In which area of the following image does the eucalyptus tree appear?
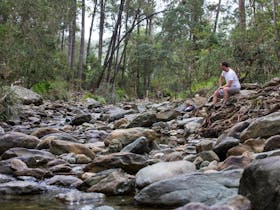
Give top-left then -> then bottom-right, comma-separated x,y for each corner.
213,0 -> 222,34
69,0 -> 77,73
272,0 -> 280,60
230,0 -> 280,82
239,0 -> 246,29
92,0 -> 162,99
86,0 -> 98,65
78,0 -> 86,81
0,0 -> 70,87
157,0 -> 209,95
98,0 -> 106,64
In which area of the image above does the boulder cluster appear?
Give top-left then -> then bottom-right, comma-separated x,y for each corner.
0,78 -> 279,210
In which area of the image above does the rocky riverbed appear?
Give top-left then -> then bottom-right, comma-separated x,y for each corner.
0,78 -> 279,210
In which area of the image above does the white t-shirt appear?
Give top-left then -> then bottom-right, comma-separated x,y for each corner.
221,68 -> 241,89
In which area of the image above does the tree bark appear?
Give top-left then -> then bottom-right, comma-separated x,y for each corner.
111,18 -> 122,85
70,0 -> 77,73
213,0 -> 222,34
98,0 -> 105,65
272,0 -> 280,60
95,0 -> 125,89
78,0 -> 85,80
94,8 -> 166,90
239,0 -> 246,29
86,0 -> 98,65
106,0 -> 125,82
61,29 -> 65,52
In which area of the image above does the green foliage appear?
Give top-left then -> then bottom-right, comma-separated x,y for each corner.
0,0 -> 70,87
83,91 -> 106,104
94,96 -> 106,104
1,0 -> 280,102
46,81 -> 70,101
83,92 -> 95,99
32,80 -> 69,101
126,33 -> 160,98
83,55 -> 102,90
191,77 -> 217,93
32,81 -> 51,95
115,88 -> 127,101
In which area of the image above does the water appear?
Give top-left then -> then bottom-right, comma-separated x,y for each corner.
0,194 -> 167,210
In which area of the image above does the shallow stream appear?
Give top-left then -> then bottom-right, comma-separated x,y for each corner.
0,193 -> 167,210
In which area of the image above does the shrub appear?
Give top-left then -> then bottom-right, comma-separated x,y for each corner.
32,80 -> 69,101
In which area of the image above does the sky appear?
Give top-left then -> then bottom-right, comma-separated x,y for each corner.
82,0 -> 225,42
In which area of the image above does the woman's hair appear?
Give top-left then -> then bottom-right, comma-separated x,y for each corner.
221,61 -> 230,67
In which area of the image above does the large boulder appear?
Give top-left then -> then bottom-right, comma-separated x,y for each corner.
121,136 -> 158,154
0,181 -> 47,195
135,171 -> 238,207
136,160 -> 196,189
175,195 -> 251,210
14,167 -> 50,179
106,107 -> 134,122
239,156 -> 280,210
264,135 -> 280,151
49,140 -> 95,160
30,127 -> 61,138
126,112 -> 157,128
0,158 -> 50,179
213,137 -> 240,161
104,127 -> 158,151
1,147 -> 55,167
184,117 -> 204,136
85,168 -> 135,195
11,85 -> 43,105
240,112 -> 280,141
37,132 -> 79,149
156,110 -> 181,122
0,126 -> 4,136
0,158 -> 28,175
70,114 -> 92,126
46,175 -> 83,188
0,132 -> 40,155
0,174 -> 16,184
84,152 -> 148,174
217,155 -> 252,171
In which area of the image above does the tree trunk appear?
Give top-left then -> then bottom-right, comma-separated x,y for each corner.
86,0 -> 98,65
106,0 -> 125,81
272,0 -> 280,60
213,0 -> 222,34
239,0 -> 246,29
95,0 -> 125,89
98,0 -> 105,65
68,23 -> 72,67
78,0 -> 85,80
61,29 -> 65,52
70,0 -> 77,73
111,19 -> 122,85
121,7 -> 137,87
94,7 -> 165,91
249,0 -> 256,25
120,6 -> 130,87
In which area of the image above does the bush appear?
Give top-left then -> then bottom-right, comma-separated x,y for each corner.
32,80 -> 69,101
32,81 -> 51,95
83,91 -> 106,104
191,77 -> 217,93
